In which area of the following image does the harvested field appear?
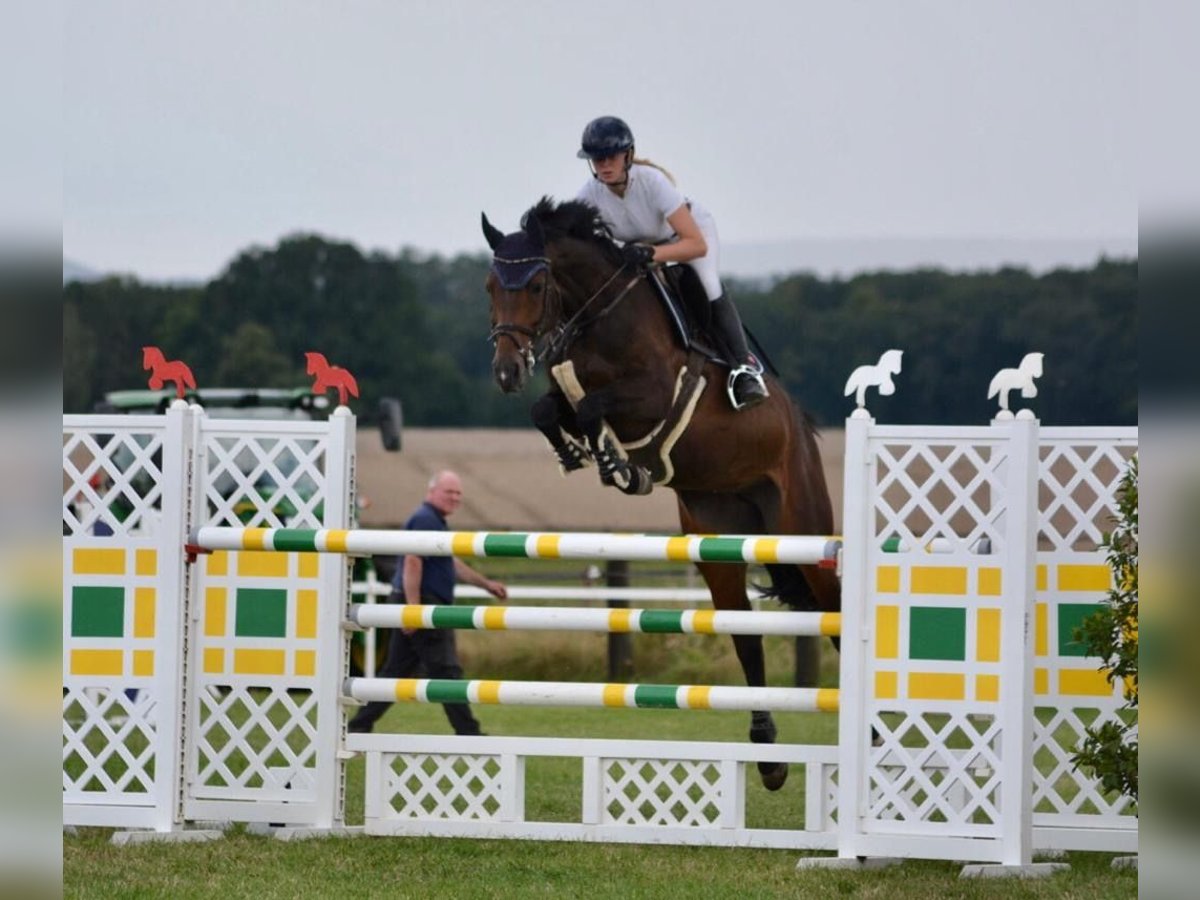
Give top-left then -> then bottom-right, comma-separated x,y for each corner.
356,427 -> 847,533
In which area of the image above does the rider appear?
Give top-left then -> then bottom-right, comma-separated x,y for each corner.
575,115 -> 768,409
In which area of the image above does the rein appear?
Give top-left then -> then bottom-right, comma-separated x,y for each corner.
489,261 -> 645,370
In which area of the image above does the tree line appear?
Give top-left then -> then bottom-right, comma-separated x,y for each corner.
64,233 -> 1136,428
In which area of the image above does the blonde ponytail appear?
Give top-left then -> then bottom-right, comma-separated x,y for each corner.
632,156 -> 677,185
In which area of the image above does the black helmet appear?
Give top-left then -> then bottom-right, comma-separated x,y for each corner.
577,116 -> 635,160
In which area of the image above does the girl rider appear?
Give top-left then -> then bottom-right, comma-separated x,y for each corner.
575,115 -> 768,409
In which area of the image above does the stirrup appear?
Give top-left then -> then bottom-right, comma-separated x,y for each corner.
727,365 -> 768,410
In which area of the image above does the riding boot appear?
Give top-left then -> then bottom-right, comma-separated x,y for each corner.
710,294 -> 768,409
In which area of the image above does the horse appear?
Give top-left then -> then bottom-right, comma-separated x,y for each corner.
142,346 -> 197,399
480,197 -> 841,791
305,351 -> 360,407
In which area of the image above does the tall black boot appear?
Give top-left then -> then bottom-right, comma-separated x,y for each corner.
710,294 -> 768,409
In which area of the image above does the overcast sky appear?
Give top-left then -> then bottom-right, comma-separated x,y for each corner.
63,1 -> 1137,281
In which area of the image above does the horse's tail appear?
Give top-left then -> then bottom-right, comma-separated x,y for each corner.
756,400 -> 835,613
757,564 -> 818,611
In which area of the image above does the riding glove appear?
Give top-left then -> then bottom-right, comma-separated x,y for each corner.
621,243 -> 656,271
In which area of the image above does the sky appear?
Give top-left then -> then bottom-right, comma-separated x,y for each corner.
62,0 -> 1139,282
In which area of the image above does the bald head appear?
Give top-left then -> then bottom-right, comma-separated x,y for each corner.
425,470 -> 464,517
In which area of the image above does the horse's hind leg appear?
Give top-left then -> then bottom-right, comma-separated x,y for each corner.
679,491 -> 789,791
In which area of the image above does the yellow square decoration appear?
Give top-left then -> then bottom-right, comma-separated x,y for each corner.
134,587 -> 156,638
296,590 -> 318,638
875,605 -> 900,659
908,673 -> 965,701
206,551 -> 228,576
132,650 -> 154,677
876,566 -> 900,594
874,671 -> 898,699
1034,667 -> 1049,695
204,588 -> 228,637
135,549 -> 158,576
977,567 -> 1002,596
1036,564 -> 1048,591
298,553 -> 319,579
1059,668 -> 1115,697
911,566 -> 968,595
1034,604 -> 1048,656
976,608 -> 1001,662
237,550 -> 289,578
975,674 -> 999,702
1058,565 -> 1111,592
295,650 -> 316,676
73,548 -> 125,576
203,648 -> 225,674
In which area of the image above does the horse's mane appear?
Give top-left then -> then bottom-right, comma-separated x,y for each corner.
521,196 -> 623,265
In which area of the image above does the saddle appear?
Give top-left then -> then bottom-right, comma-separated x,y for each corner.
648,265 -> 721,362
648,265 -> 776,376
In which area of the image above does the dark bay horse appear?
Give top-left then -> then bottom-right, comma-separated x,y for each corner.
481,197 -> 840,790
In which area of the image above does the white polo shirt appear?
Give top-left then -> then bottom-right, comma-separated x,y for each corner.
576,164 -> 687,244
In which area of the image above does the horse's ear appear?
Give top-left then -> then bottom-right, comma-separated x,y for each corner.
524,212 -> 545,250
481,213 -> 505,251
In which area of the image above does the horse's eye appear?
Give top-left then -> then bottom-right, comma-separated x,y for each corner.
530,282 -> 544,295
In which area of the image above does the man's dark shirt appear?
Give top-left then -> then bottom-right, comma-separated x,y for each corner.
392,501 -> 455,603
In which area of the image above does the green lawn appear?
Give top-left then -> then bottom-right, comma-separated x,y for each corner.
65,703 -> 1135,899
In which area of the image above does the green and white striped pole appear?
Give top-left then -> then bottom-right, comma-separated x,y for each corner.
191,527 -> 841,566
349,603 -> 841,637
345,677 -> 839,713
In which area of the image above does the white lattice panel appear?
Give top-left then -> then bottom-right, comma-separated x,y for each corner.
384,754 -> 509,820
63,411 -> 192,831
1031,429 -> 1138,850
355,734 -> 837,849
836,420 -> 1039,864
600,758 -> 726,827
185,416 -> 352,827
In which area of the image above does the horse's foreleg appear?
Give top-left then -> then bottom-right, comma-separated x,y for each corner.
575,389 -> 652,496
530,392 -> 591,474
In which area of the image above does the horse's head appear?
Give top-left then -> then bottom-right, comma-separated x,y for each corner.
141,346 -> 161,370
481,211 -> 555,393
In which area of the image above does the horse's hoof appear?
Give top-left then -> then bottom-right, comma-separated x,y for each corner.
619,467 -> 653,496
757,761 -> 789,791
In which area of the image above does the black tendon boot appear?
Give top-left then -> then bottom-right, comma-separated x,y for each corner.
710,294 -> 768,409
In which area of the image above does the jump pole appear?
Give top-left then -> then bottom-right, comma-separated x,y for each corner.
345,677 -> 840,713
190,527 -> 841,567
349,603 -> 841,637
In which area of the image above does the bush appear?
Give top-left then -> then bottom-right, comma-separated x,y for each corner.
1072,455 -> 1138,802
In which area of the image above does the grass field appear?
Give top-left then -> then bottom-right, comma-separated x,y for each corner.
64,700 -> 1136,899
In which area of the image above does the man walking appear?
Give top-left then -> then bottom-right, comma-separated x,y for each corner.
348,470 -> 507,735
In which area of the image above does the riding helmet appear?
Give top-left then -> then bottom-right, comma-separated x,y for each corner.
577,116 -> 635,160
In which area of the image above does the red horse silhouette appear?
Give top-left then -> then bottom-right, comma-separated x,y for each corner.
142,346 -> 197,399
305,351 -> 359,407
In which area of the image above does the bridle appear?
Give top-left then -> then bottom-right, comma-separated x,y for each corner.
489,255 -> 644,373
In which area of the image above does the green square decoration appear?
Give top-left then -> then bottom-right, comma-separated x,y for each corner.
235,588 -> 288,638
909,606 -> 967,661
71,586 -> 125,638
1057,603 -> 1103,657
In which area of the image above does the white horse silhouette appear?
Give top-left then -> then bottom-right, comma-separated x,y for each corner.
843,349 -> 904,412
987,352 -> 1044,415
